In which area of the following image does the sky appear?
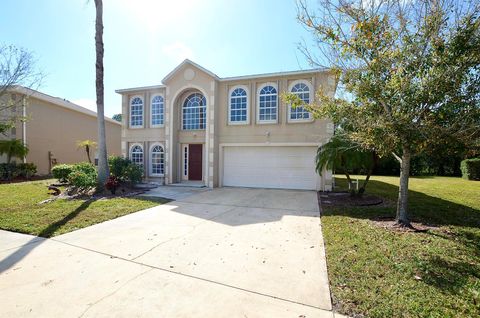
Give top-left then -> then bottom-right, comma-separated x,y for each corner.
1,0 -> 318,117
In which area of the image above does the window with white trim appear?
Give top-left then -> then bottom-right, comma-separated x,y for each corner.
258,85 -> 277,123
130,144 -> 143,167
182,93 -> 206,130
229,87 -> 247,123
290,82 -> 311,120
130,97 -> 143,127
151,95 -> 164,126
150,144 -> 164,175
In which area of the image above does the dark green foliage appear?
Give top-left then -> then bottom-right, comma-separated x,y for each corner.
0,162 -> 37,181
0,139 -> 29,164
108,156 -> 143,185
316,134 -> 376,196
0,163 -> 19,180
111,114 -> 122,122
460,158 -> 480,180
17,163 -> 37,179
51,164 -> 74,183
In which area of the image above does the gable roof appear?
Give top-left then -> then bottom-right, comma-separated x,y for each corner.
161,59 -> 220,83
9,86 -> 121,125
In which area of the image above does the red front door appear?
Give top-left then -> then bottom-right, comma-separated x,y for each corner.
188,144 -> 203,181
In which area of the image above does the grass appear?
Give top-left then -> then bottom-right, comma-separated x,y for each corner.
0,179 -> 169,237
322,176 -> 480,318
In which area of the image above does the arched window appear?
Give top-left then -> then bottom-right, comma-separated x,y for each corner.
258,85 -> 277,123
130,97 -> 143,127
182,93 -> 206,130
151,95 -> 164,126
150,144 -> 164,176
130,144 -> 143,167
290,82 -> 311,120
229,87 -> 248,124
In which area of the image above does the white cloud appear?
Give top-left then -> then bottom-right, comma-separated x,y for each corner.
72,98 -> 97,112
161,41 -> 194,63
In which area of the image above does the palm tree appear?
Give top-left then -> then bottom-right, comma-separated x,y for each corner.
316,134 -> 376,197
0,139 -> 28,163
77,140 -> 97,163
94,0 -> 109,189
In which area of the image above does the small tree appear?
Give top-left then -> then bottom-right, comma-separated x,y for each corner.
0,45 -> 43,135
111,114 -> 122,122
77,140 -> 97,164
295,0 -> 480,226
316,134 -> 376,197
0,139 -> 28,163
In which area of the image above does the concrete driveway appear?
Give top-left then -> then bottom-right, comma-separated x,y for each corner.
0,187 -> 335,318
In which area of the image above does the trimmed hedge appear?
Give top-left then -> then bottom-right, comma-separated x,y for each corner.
460,158 -> 480,180
51,164 -> 74,183
51,162 -> 98,188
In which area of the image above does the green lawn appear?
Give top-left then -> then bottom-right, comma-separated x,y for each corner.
322,176 -> 480,318
0,179 -> 169,237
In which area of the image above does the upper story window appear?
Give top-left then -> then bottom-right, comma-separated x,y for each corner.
229,87 -> 248,124
258,84 -> 278,123
289,81 -> 312,121
182,93 -> 206,130
151,95 -> 164,126
150,144 -> 165,176
130,97 -> 143,127
130,144 -> 144,168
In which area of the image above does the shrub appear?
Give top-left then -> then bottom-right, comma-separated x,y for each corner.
17,163 -> 37,179
108,156 -> 131,180
68,171 -> 97,188
0,163 -> 19,181
108,156 -> 143,185
460,158 -> 480,180
105,176 -> 120,194
124,164 -> 143,185
72,162 -> 97,175
68,162 -> 97,188
52,164 -> 74,183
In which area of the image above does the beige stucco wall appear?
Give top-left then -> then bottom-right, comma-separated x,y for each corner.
118,62 -> 336,189
15,96 -> 121,175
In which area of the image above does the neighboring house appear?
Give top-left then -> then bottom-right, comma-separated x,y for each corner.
116,60 -> 336,190
0,87 -> 121,175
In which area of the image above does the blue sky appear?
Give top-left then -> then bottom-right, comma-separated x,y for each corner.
1,0 -> 317,117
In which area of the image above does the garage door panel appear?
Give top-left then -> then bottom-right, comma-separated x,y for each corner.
222,146 -> 317,190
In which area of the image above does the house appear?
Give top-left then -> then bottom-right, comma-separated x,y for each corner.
1,87 -> 121,175
116,60 -> 335,190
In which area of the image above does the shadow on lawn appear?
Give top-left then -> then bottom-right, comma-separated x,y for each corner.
324,179 -> 480,293
326,179 -> 480,228
0,196 -> 165,274
0,199 -> 95,273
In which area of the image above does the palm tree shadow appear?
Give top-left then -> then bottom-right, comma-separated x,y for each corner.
324,178 -> 480,292
0,199 -> 95,273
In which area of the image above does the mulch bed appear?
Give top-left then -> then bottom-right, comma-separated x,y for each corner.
371,217 -> 439,232
318,191 -> 439,233
318,191 -> 384,207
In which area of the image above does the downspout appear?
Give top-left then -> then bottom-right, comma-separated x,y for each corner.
22,96 -> 27,163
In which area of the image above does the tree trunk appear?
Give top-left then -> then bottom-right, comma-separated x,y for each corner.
86,145 -> 92,164
396,146 -> 411,226
344,171 -> 356,197
94,0 -> 109,190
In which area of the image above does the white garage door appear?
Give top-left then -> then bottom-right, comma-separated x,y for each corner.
222,146 -> 318,190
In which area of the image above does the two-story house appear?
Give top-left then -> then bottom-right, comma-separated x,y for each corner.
116,60 -> 335,190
